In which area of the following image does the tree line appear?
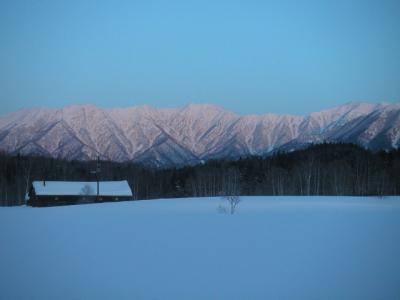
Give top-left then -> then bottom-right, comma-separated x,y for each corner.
0,143 -> 399,206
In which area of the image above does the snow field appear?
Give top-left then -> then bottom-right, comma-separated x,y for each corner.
1,196 -> 400,300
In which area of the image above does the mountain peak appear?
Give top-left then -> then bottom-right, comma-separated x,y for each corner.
179,103 -> 229,113
0,102 -> 398,166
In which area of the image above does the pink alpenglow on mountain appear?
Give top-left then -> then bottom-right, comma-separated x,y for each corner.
0,102 -> 399,167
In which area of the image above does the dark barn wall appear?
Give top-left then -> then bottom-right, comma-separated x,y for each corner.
29,194 -> 133,207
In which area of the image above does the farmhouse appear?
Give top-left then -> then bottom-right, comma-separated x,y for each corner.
28,180 -> 133,206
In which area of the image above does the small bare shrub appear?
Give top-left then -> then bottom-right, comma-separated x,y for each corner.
80,184 -> 95,196
220,195 -> 241,214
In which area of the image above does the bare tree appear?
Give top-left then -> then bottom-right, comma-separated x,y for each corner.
80,184 -> 95,196
222,195 -> 241,214
23,157 -> 32,205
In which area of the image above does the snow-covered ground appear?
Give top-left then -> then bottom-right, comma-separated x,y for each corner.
1,196 -> 400,300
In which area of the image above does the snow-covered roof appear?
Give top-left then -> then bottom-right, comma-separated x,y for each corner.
32,181 -> 132,197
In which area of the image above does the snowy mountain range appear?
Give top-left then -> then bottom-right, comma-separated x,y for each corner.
0,102 -> 399,167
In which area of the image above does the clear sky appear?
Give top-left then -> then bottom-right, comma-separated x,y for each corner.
0,0 -> 399,115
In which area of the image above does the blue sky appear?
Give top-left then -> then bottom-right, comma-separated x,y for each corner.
0,0 -> 399,115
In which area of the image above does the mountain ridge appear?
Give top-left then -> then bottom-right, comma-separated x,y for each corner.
0,102 -> 399,167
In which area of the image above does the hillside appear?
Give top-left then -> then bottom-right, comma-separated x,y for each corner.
0,102 -> 399,167
1,143 -> 399,206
